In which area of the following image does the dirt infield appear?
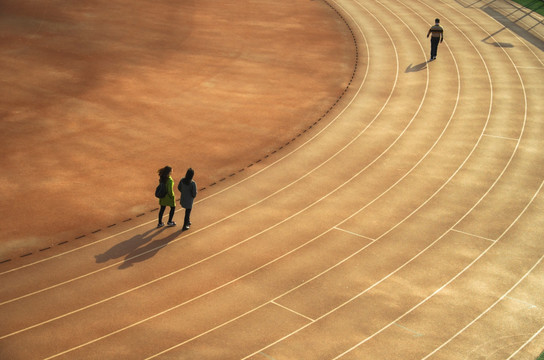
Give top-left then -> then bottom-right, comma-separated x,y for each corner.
0,0 -> 354,259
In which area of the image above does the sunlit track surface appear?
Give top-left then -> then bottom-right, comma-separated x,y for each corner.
1,0 -> 543,358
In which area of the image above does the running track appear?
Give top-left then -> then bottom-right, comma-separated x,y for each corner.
1,0 -> 543,358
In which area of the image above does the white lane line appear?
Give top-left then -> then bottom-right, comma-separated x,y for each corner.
482,133 -> 520,141
333,227 -> 376,241
0,221 -> 155,276
515,66 -> 544,69
451,228 -> 497,242
334,180 -> 544,360
506,324 -> 544,360
271,301 -> 316,322
422,254 -> 544,360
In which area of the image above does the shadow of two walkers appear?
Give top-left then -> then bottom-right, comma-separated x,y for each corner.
95,226 -> 183,270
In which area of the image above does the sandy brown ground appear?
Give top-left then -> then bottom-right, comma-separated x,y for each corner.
0,0 -> 353,259
1,0 -> 543,359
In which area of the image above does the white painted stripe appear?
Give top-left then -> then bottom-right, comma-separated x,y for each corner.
271,301 -> 315,322
506,324 -> 544,359
515,66 -> 544,70
451,228 -> 497,242
483,133 -> 520,141
334,227 -> 376,241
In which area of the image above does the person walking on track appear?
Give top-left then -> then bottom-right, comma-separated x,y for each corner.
427,18 -> 444,61
178,168 -> 197,231
157,166 -> 176,227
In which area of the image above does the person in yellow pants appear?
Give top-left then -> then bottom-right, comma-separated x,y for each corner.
157,166 -> 176,227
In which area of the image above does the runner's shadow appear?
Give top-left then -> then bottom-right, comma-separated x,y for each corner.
118,229 -> 183,269
95,228 -> 165,264
405,61 -> 428,73
483,38 -> 514,47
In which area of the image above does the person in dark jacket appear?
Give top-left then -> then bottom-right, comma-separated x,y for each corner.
157,166 -> 176,227
427,18 -> 444,61
178,168 -> 197,231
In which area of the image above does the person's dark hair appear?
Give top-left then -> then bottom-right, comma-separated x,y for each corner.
435,18 -> 440,23
158,166 -> 172,183
182,168 -> 194,185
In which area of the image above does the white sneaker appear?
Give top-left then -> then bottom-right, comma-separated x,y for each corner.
167,221 -> 176,227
